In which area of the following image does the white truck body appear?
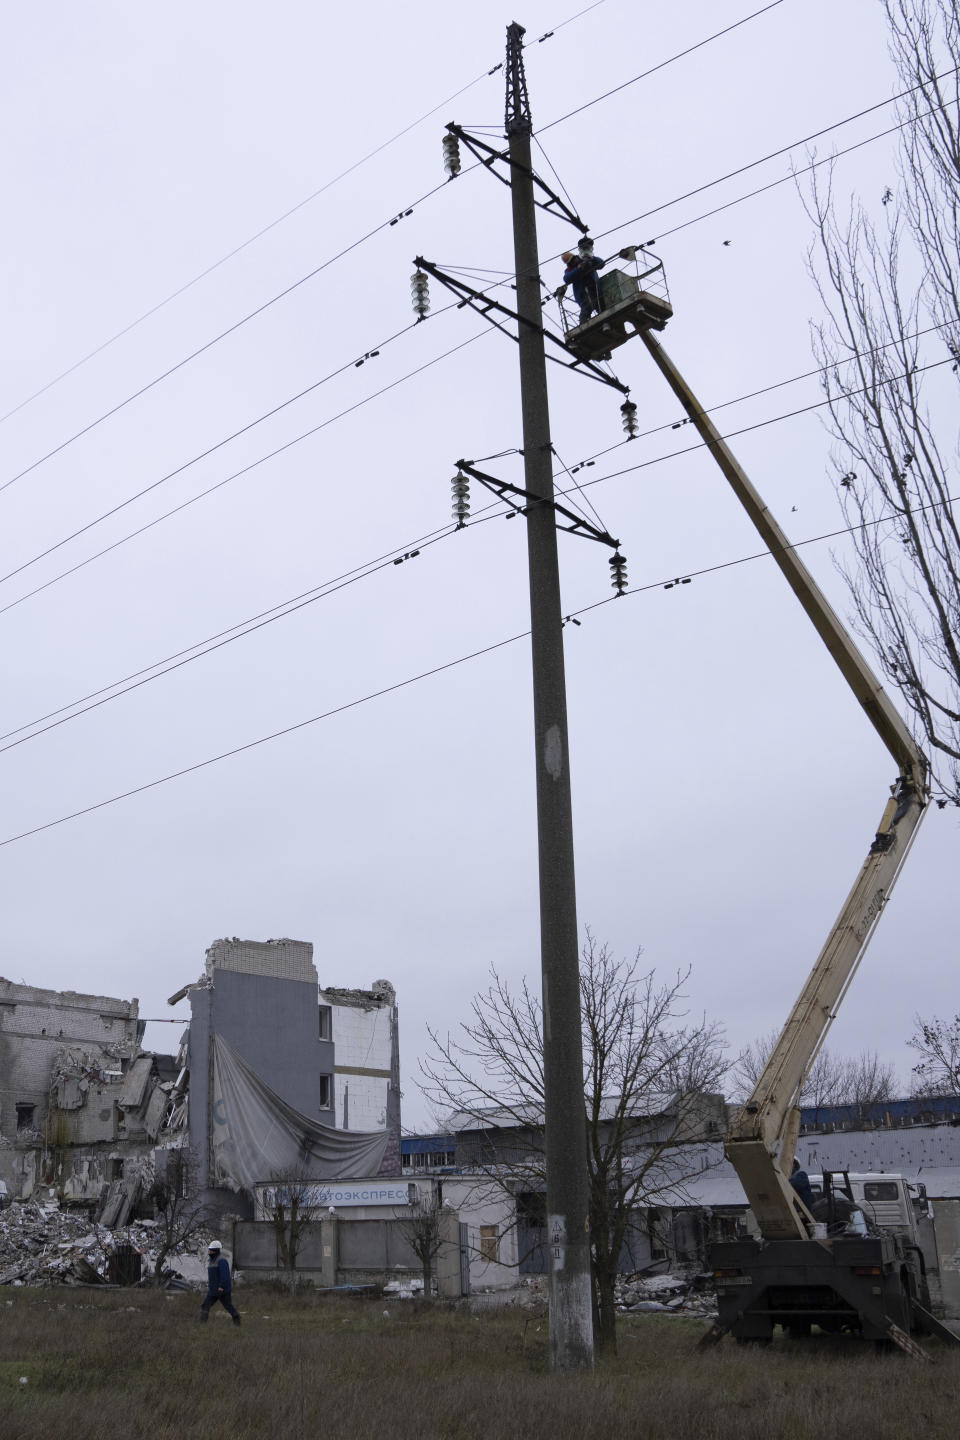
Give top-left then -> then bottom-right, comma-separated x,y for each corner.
807,1173 -> 922,1244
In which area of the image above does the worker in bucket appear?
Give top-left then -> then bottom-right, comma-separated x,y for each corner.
560,247 -> 606,324
200,1239 -> 241,1326
790,1159 -> 815,1213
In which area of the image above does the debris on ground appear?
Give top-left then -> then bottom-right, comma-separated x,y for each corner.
382,1278 -> 425,1299
616,1271 -> 717,1320
0,1200 -> 217,1289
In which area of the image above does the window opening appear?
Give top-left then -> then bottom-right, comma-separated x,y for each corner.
863,1181 -> 900,1202
479,1225 -> 499,1263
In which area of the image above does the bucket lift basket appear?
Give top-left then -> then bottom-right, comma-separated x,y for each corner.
557,247 -> 673,362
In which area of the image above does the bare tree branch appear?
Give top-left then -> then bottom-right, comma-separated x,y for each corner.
147,1148 -> 210,1284
907,1011 -> 960,1093
419,932 -> 728,1352
731,1031 -> 899,1108
803,0 -> 960,805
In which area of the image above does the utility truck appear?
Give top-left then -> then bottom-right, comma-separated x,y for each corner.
556,248 -> 956,1354
630,329 -> 959,1357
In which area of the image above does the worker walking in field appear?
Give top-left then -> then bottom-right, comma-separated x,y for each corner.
200,1239 -> 241,1326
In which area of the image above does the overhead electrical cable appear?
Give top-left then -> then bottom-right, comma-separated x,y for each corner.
0,326 -> 493,619
0,0 -> 607,432
559,319 -> 958,475
0,528 -> 453,757
0,170 -> 462,500
0,65 -> 484,432
4,53 -> 932,504
0,631 -> 531,851
3,338 -> 952,753
585,66 -> 959,248
0,297 -> 476,590
649,109 -> 945,243
5,489 -> 956,852
1,1 -> 783,494
2,311 -> 950,625
559,355 -> 958,500
10,65 -> 929,594
538,0 -> 787,133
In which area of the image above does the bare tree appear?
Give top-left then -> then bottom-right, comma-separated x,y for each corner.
267,1170 -> 313,1294
420,934 -> 728,1352
732,1032 -> 898,1107
804,0 -> 960,806
395,1190 -> 445,1298
845,1049 -> 899,1106
907,1012 -> 960,1093
147,1148 -> 210,1284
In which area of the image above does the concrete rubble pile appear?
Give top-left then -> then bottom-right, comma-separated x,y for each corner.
0,1201 -> 215,1289
615,1270 -> 718,1320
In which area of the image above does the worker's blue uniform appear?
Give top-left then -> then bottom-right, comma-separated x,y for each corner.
790,1165 -> 815,1212
563,254 -> 606,322
200,1254 -> 241,1324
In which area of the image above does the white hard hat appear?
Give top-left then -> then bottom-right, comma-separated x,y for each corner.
208,1240 -> 222,1252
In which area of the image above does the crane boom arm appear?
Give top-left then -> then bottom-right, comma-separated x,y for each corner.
638,331 -> 929,1241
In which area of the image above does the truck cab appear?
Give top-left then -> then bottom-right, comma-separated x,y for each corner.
807,1173 -> 922,1245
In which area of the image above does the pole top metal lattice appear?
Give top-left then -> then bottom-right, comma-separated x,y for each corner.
505,22 -> 531,136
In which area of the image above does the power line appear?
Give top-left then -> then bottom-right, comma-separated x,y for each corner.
3,70 -> 950,616
574,488 -> 960,612
6,487 -> 955,852
4,339 -> 951,757
0,297 -> 483,591
0,0 -> 607,435
1,294 -> 947,640
651,112 -> 926,243
433,79 -> 954,300
588,66 -> 959,248
539,1 -> 787,133
0,530 -> 454,756
2,47 -> 922,528
564,354 -> 957,500
547,0 -> 609,33
559,320 -> 956,475
0,4 -> 786,500
0,630 -> 530,851
0,81 -> 504,434
0,326 -> 493,619
0,317 -> 416,589
0,172 -> 460,501
3,261 -> 948,630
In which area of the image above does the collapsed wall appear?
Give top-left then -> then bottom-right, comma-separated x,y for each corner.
0,976 -> 186,1215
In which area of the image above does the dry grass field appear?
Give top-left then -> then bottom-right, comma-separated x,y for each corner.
1,1287 -> 959,1440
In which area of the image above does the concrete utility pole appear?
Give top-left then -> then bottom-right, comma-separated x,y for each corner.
504,21 -> 594,1372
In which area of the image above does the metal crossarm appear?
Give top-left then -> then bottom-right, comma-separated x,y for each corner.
454,461 -> 620,549
445,124 -> 589,234
413,257 -> 628,393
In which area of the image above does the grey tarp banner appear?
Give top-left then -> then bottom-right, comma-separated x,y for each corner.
211,1034 -> 388,1192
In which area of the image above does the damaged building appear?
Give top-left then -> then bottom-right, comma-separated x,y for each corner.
0,939 -> 402,1228
169,938 -> 401,1217
0,975 -> 186,1218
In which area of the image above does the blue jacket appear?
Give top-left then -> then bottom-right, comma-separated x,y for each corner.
207,1256 -> 231,1296
563,254 -> 606,306
790,1168 -> 815,1211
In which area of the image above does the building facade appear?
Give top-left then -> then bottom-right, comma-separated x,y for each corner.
171,938 -> 401,1217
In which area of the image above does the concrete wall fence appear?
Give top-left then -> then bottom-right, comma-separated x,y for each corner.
233,1211 -> 462,1294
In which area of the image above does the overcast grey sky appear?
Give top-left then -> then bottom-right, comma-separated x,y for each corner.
1,0 -> 954,1128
